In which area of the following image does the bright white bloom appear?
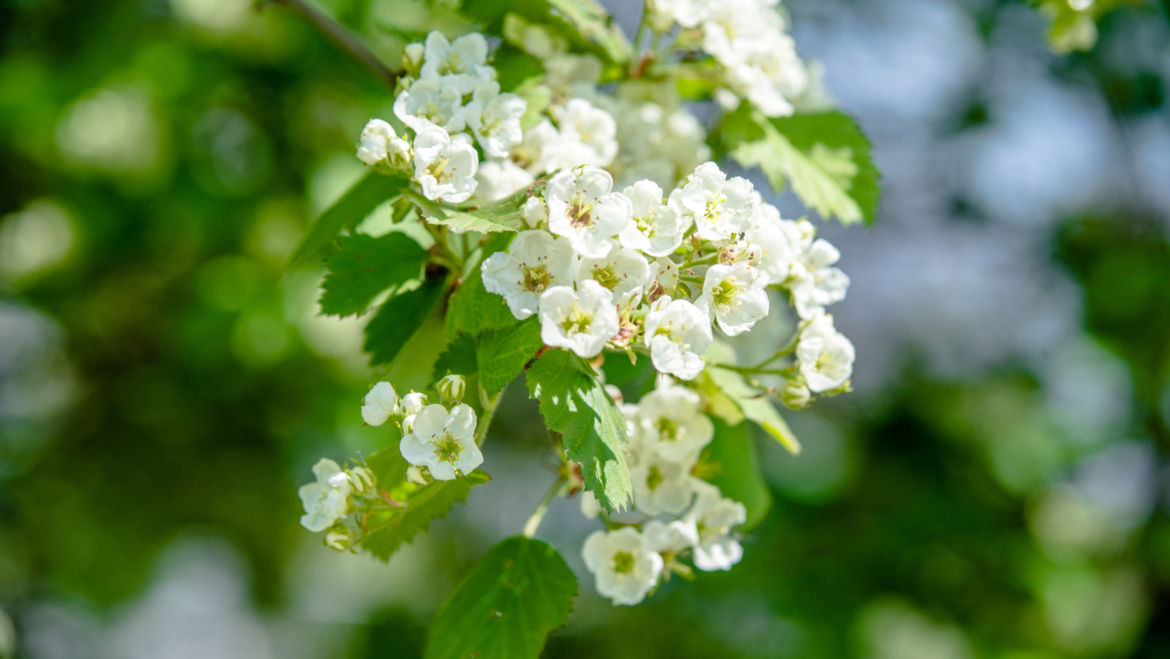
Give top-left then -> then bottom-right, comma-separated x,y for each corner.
538,280 -> 620,358
644,257 -> 679,303
298,458 -> 352,532
466,83 -> 526,158
482,231 -> 578,320
393,78 -> 467,133
356,119 -> 409,167
360,381 -> 398,426
421,31 -> 489,83
643,297 -> 713,380
552,98 -> 618,167
644,519 -> 700,553
749,208 -> 812,282
582,527 -> 663,606
618,179 -> 690,257
796,312 -> 855,392
474,159 -> 533,202
523,196 -> 547,229
580,490 -> 602,519
649,0 -> 711,29
634,384 -> 714,462
790,238 -> 849,319
613,98 -> 710,189
546,166 -> 632,259
630,446 -> 698,516
699,262 -> 770,336
400,392 -> 429,433
685,481 -> 747,571
412,127 -> 479,204
577,241 -> 651,306
700,1 -> 807,118
399,403 -> 483,480
346,465 -> 377,496
671,162 -> 756,242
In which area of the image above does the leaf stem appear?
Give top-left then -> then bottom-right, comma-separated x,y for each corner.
267,0 -> 399,91
523,475 -> 568,538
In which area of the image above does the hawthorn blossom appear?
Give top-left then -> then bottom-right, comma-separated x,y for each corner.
482,231 -> 578,320
618,179 -> 690,257
356,119 -> 409,167
298,458 -> 352,532
634,384 -> 714,462
698,262 -> 770,336
671,162 -> 756,242
789,238 -> 849,319
582,527 -> 663,606
399,403 -> 483,480
576,241 -> 651,306
685,481 -> 747,571
474,160 -> 533,202
643,519 -> 700,553
538,280 -> 620,358
630,446 -> 698,516
412,126 -> 478,204
796,312 -> 855,392
546,166 -> 632,259
393,78 -> 466,133
360,381 -> 398,426
466,82 -> 526,158
643,296 -> 712,380
419,31 -> 493,93
643,257 -> 679,303
552,98 -> 618,167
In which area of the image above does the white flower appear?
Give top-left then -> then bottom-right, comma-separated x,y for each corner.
671,162 -> 756,242
552,98 -> 618,167
630,446 -> 698,516
298,458 -> 352,532
538,280 -> 620,358
643,519 -> 699,553
401,391 -> 429,433
523,196 -> 547,229
399,403 -> 483,480
393,78 -> 467,133
685,481 -> 747,571
582,527 -> 663,606
360,381 -> 398,426
580,490 -> 602,519
346,465 -> 377,496
474,159 -> 533,202
546,166 -> 632,259
748,208 -> 811,282
649,0 -> 711,29
466,83 -> 527,158
618,179 -> 691,257
576,241 -> 651,306
419,31 -> 493,90
481,230 -> 578,320
643,297 -> 713,380
796,312 -> 855,392
412,126 -> 479,204
789,238 -> 849,319
644,257 -> 679,303
633,384 -> 714,462
356,119 -> 408,167
698,262 -> 770,336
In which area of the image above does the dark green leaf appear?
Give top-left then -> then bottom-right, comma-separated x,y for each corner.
477,316 -> 543,393
319,232 -> 429,317
287,171 -> 408,270
702,340 -> 801,454
525,350 -> 632,511
445,236 -> 520,338
365,278 -> 445,366
433,334 -> 478,382
702,418 -> 772,530
415,183 -> 541,234
425,536 -> 576,659
362,471 -> 491,561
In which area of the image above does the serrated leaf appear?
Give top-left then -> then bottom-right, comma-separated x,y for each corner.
319,232 -> 429,317
727,107 -> 879,226
288,171 -> 408,270
362,471 -> 491,561
703,341 -> 801,455
703,418 -> 772,530
414,185 -> 538,234
433,334 -> 478,382
459,0 -> 629,64
546,0 -> 630,64
476,316 -> 543,393
525,350 -> 632,511
365,278 -> 445,366
445,236 -> 520,338
425,536 -> 576,659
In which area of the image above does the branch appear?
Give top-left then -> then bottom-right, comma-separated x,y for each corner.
266,0 -> 399,90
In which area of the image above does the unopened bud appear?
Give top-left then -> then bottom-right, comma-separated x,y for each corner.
403,43 -> 425,77
438,374 -> 466,403
387,137 -> 412,169
347,466 -> 377,496
523,196 -> 547,229
406,465 -> 428,486
781,380 -> 811,409
401,392 -> 428,416
325,527 -> 355,552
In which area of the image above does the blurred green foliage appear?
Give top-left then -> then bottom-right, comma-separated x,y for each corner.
1,1 -> 1169,658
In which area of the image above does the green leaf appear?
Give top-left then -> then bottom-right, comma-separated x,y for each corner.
476,316 -> 543,393
433,334 -> 478,382
425,536 -> 576,659
727,107 -> 879,226
445,236 -> 520,338
319,232 -> 429,317
362,470 -> 491,562
365,278 -> 446,366
702,341 -> 801,455
702,418 -> 772,530
414,184 -> 539,234
288,171 -> 408,270
525,350 -> 632,511
546,0 -> 630,64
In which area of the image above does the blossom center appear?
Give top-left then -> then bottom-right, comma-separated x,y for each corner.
523,264 -> 551,293
590,265 -> 620,291
433,432 -> 463,464
560,308 -> 593,335
568,198 -> 595,229
612,550 -> 635,574
646,465 -> 664,491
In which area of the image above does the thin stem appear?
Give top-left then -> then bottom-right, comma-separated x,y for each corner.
474,383 -> 501,447
709,362 -> 789,376
682,253 -> 719,269
267,0 -> 399,91
523,475 -> 568,538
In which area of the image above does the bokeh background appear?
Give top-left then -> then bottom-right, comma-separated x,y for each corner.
2,0 -> 1169,657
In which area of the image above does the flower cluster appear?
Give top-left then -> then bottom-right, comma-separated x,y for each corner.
649,0 -> 811,117
357,32 -> 527,203
482,161 -> 855,393
362,380 -> 483,481
297,457 -> 377,549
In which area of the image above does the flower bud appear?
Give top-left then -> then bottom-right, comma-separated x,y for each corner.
325,527 -> 355,552
523,196 -> 547,229
347,466 -> 377,496
403,43 -> 425,77
781,380 -> 811,409
406,465 -> 428,486
401,392 -> 428,416
438,374 -> 466,403
387,137 -> 412,169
